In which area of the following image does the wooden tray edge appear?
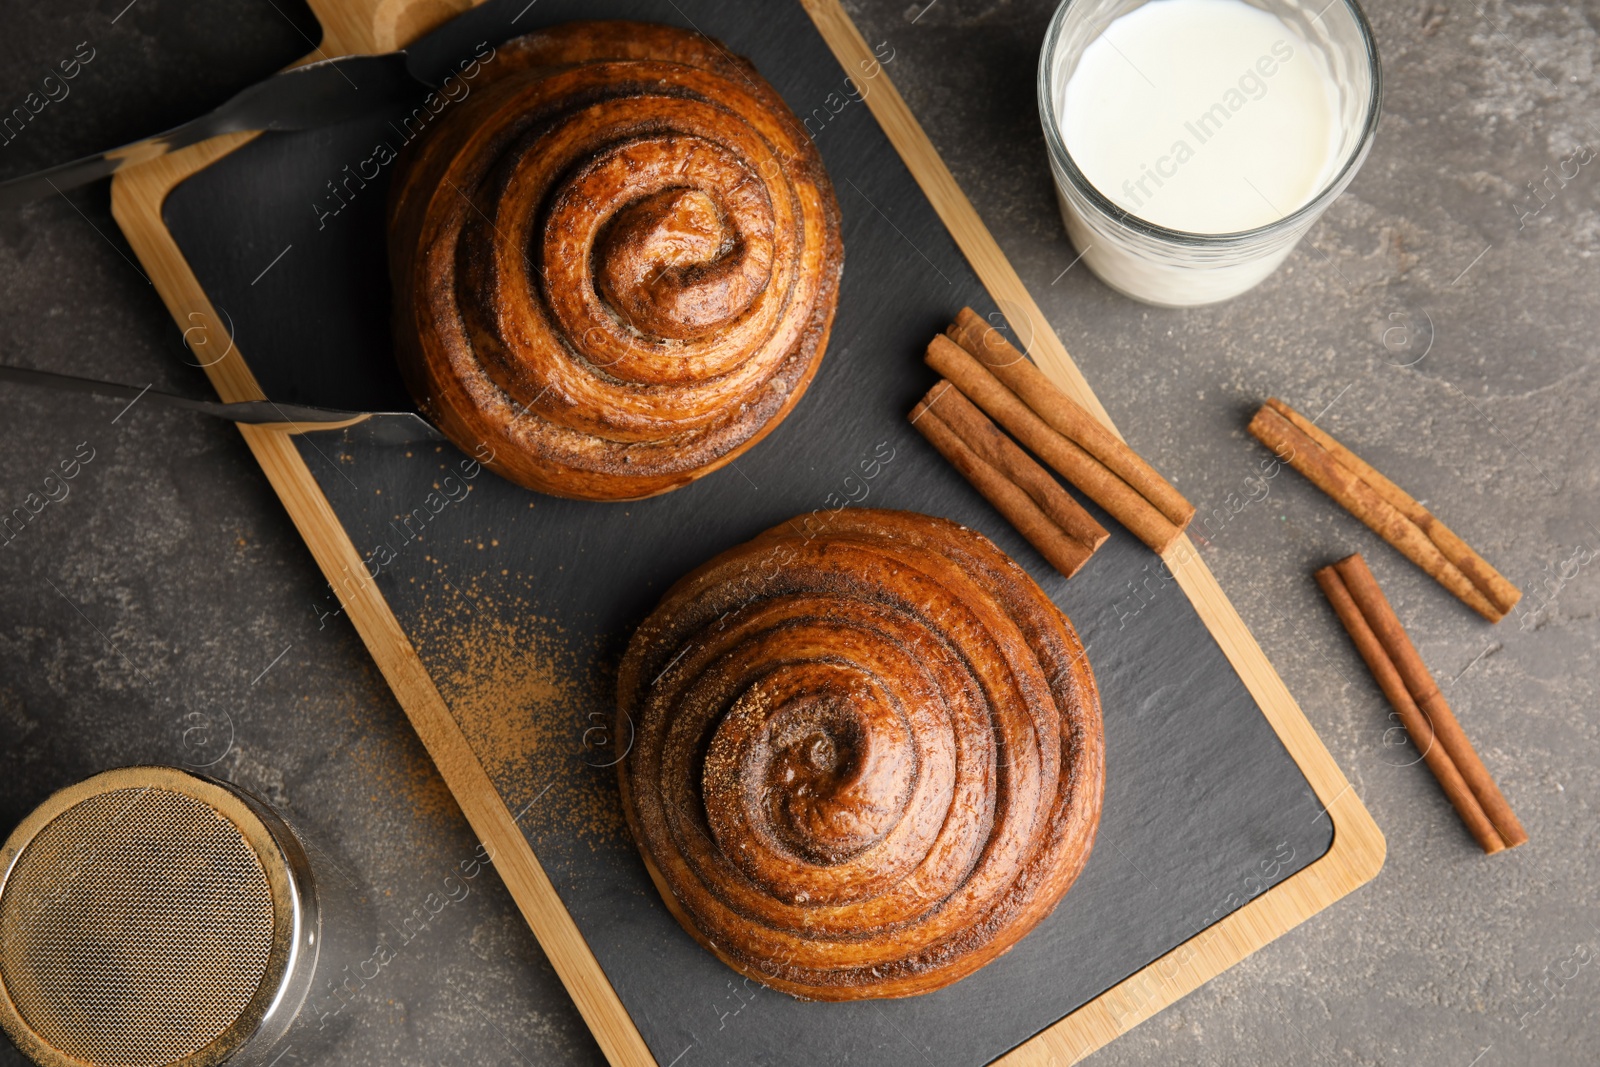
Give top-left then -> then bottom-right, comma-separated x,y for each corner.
106,3 -> 1386,1064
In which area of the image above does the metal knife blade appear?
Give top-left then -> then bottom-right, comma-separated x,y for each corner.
0,364 -> 443,445
401,0 -> 533,87
0,53 -> 419,209
0,0 -> 534,208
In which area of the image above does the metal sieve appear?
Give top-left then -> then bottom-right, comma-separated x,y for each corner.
0,767 -> 321,1067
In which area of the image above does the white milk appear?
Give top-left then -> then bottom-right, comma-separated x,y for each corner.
1059,0 -> 1341,235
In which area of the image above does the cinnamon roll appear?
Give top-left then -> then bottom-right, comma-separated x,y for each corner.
388,22 -> 843,499
617,509 -> 1104,999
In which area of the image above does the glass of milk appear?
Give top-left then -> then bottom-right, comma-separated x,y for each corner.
1039,0 -> 1381,306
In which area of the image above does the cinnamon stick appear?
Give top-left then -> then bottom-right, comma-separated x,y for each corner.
1249,399 -> 1520,622
1330,554 -> 1528,849
923,382 -> 1110,554
911,382 -> 1106,578
1254,404 -> 1504,620
926,334 -> 1184,554
1315,561 -> 1507,854
1268,399 -> 1521,618
950,308 -> 1196,530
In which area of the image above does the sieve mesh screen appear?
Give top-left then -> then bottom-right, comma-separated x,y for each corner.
0,786 -> 277,1067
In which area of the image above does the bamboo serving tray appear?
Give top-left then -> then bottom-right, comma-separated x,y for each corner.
109,1 -> 1385,1063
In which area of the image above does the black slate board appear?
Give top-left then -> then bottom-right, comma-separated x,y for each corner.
162,2 -> 1334,1063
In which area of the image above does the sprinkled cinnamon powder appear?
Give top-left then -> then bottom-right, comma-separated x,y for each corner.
406,570 -> 628,846
344,696 -> 462,848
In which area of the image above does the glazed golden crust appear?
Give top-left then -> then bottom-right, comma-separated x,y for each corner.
388,22 -> 843,500
617,509 -> 1104,1000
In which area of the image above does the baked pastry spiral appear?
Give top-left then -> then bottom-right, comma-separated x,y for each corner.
388,22 -> 843,500
617,509 -> 1104,999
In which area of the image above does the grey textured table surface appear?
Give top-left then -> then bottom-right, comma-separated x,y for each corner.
0,1 -> 1595,1065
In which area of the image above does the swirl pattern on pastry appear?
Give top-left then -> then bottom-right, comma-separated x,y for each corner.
617,509 -> 1104,999
388,22 -> 843,500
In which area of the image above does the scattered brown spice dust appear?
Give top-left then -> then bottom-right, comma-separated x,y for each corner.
327,659 -> 464,855
343,711 -> 462,847
405,565 -> 628,847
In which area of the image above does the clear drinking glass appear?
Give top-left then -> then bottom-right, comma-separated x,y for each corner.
1038,0 -> 1382,307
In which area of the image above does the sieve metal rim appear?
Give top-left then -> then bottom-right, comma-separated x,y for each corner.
0,766 -> 312,1067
